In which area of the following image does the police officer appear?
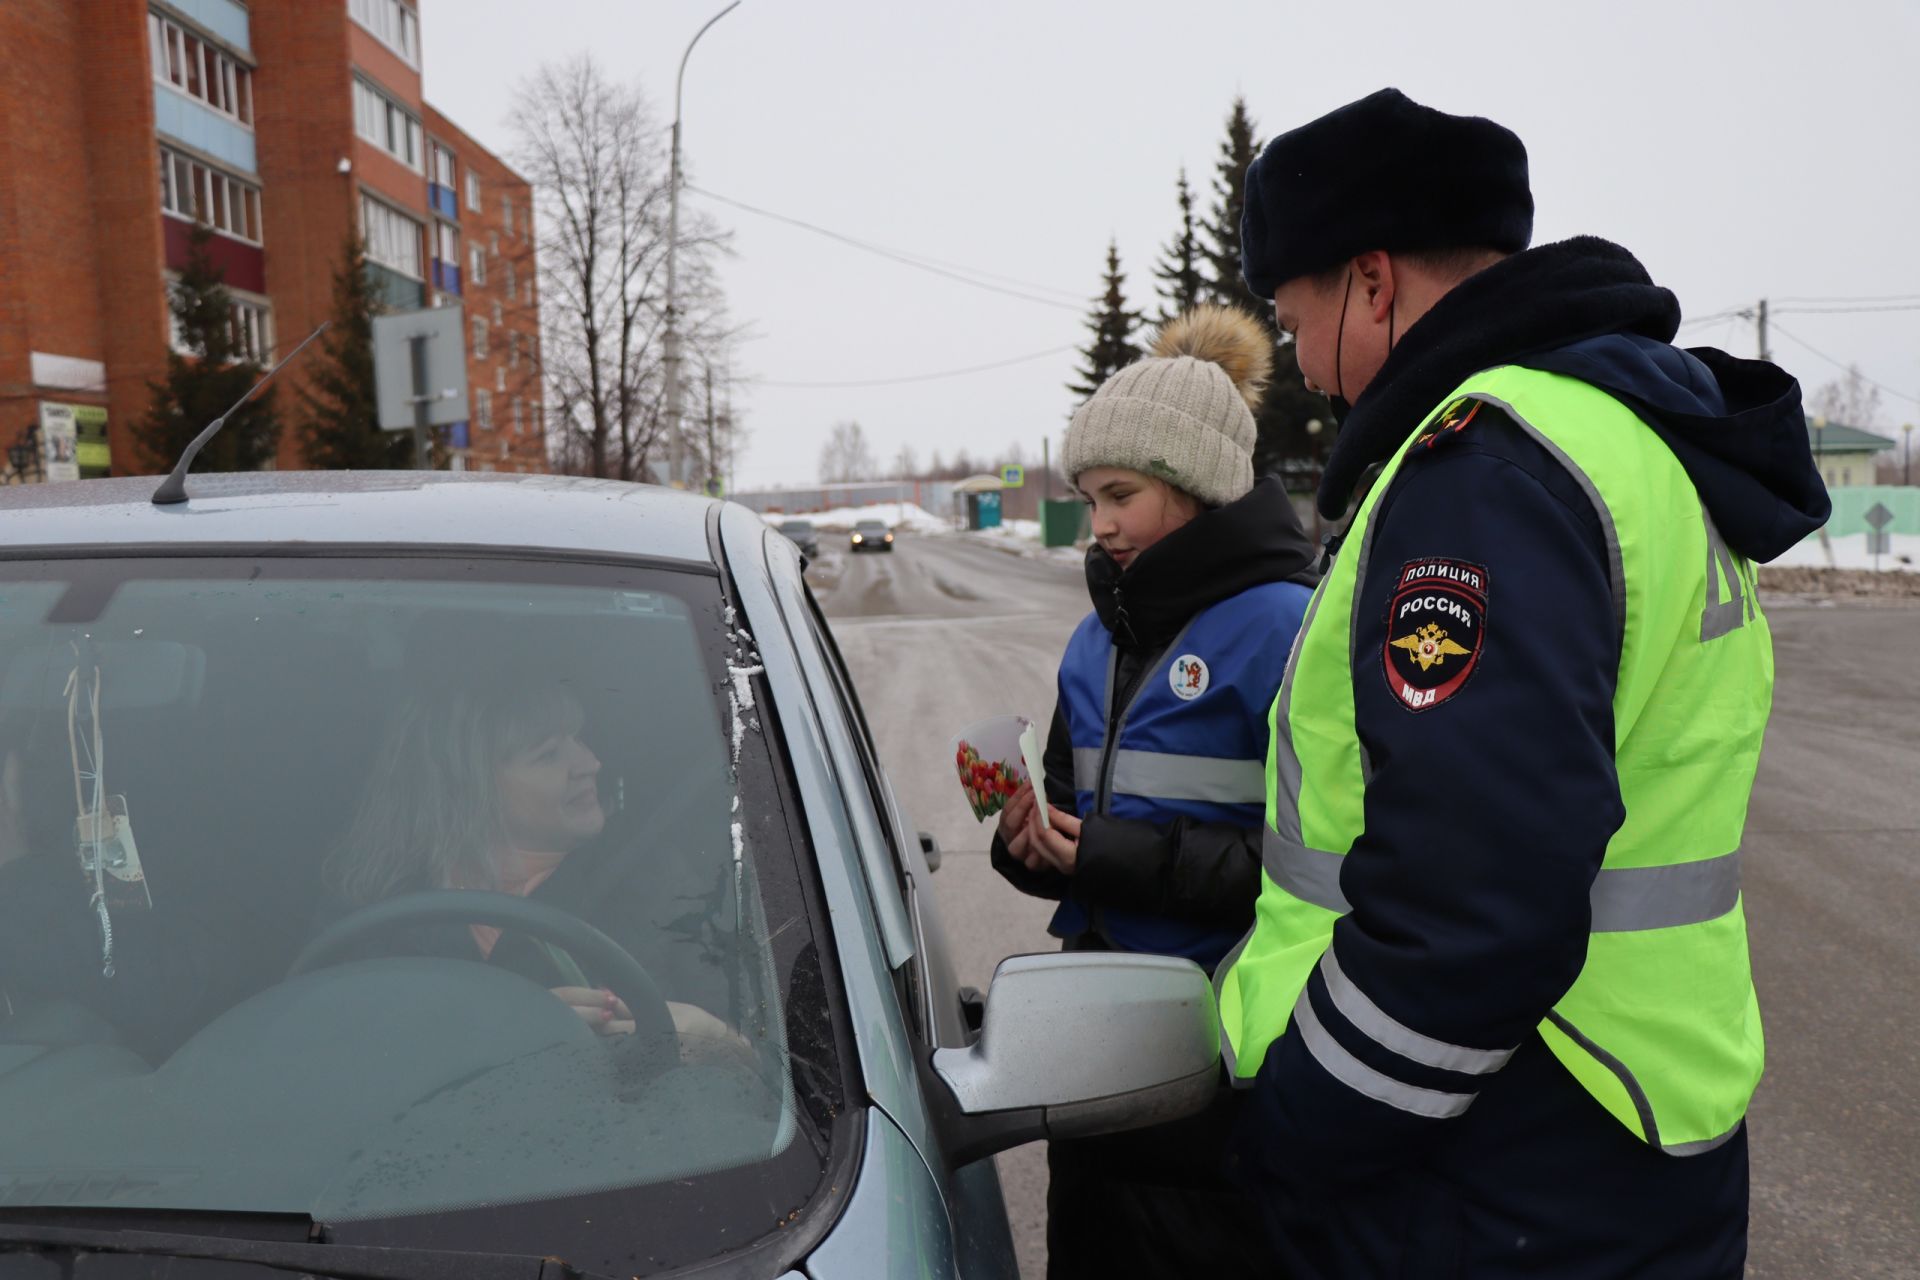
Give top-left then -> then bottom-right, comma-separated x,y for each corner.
1214,89 -> 1830,1277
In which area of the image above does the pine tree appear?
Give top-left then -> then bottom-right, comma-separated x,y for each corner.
1151,168 -> 1205,325
1069,239 -> 1143,403
299,236 -> 414,469
135,223 -> 281,474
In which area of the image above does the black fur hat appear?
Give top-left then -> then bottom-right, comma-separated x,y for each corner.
1240,89 -> 1533,300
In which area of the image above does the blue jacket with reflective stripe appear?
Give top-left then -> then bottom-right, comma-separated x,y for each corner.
1051,579 -> 1310,967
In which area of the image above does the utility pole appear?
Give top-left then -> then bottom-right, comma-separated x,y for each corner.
703,359 -> 717,497
663,1 -> 741,490
1755,297 -> 1770,362
1904,423 -> 1913,487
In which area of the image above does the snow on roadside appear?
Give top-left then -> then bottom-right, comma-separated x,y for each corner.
1770,532 -> 1920,573
763,502 -> 951,534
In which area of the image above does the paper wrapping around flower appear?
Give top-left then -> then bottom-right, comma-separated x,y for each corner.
950,715 -> 1035,823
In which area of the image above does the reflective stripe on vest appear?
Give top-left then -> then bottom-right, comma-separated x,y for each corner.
1260,827 -> 1745,931
1073,747 -> 1267,805
1215,365 -> 1768,1155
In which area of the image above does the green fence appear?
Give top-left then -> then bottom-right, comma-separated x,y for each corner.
1816,486 -> 1920,537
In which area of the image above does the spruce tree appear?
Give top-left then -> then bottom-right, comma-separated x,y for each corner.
135,223 -> 281,474
1195,97 -> 1325,487
1198,96 -> 1262,310
299,236 -> 414,469
1068,239 -> 1143,404
1151,168 -> 1205,325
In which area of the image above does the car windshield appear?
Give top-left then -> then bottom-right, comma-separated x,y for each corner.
0,555 -> 843,1274
778,521 -> 812,535
854,521 -> 887,533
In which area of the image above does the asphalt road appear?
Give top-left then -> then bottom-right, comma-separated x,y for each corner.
815,531 -> 1920,1280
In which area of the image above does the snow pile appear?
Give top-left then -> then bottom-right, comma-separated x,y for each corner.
764,502 -> 951,534
1770,532 -> 1920,573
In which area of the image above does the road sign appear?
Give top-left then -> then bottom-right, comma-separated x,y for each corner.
1864,502 -> 1894,531
372,306 -> 471,437
1000,464 -> 1025,488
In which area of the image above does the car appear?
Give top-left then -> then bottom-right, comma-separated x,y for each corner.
775,517 -> 819,560
0,471 -> 1219,1280
849,519 -> 893,553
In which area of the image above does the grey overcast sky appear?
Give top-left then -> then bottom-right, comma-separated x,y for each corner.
422,0 -> 1920,489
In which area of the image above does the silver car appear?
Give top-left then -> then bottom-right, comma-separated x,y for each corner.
0,472 -> 1218,1279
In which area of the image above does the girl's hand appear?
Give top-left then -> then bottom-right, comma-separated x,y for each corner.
553,985 -> 634,1036
1026,805 -> 1082,875
998,782 -> 1037,864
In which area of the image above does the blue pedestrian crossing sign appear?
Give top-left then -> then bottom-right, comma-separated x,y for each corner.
1000,464 -> 1025,488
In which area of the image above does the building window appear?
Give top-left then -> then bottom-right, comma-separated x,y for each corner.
501,195 -> 514,236
159,146 -> 262,244
434,221 -> 458,264
360,193 -> 423,278
474,388 -> 493,430
465,171 -> 482,211
471,316 -> 489,359
495,366 -> 506,393
150,12 -> 254,127
504,260 -> 516,301
507,332 -> 518,371
348,0 -> 420,67
229,298 -> 273,363
353,76 -> 422,171
429,142 -> 455,190
512,397 -> 525,435
468,243 -> 486,285
491,300 -> 502,327
167,281 -> 272,364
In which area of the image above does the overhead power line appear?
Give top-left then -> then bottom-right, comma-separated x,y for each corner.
686,186 -> 1086,312
749,344 -> 1078,389
1772,291 -> 1920,306
1767,320 -> 1920,407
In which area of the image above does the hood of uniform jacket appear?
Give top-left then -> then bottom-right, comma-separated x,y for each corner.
1317,235 -> 1829,562
1085,474 -> 1320,652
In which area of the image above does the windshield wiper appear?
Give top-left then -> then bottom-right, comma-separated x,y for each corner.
0,1224 -> 591,1280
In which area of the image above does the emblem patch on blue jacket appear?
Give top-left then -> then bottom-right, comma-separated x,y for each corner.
1170,654 -> 1210,701
1384,559 -> 1488,712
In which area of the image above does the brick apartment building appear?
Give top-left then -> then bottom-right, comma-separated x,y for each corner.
0,0 -> 544,480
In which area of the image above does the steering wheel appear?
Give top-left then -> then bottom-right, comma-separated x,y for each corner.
288,890 -> 674,1043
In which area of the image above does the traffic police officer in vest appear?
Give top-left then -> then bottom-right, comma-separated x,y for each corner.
1214,89 -> 1831,1277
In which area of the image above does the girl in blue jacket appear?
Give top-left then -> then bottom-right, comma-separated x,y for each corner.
993,305 -> 1317,1279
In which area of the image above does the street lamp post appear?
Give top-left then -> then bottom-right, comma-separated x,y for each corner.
1905,424 -> 1914,487
663,1 -> 741,490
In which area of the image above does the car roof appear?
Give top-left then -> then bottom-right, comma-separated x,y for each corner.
0,472 -> 723,565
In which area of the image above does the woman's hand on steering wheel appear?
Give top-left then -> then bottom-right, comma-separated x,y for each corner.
551,985 -> 635,1037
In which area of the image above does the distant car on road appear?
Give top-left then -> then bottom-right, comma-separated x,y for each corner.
776,517 -> 819,559
850,519 -> 894,553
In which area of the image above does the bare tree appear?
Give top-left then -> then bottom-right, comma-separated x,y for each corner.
819,420 -> 876,483
1810,364 -> 1885,429
511,56 -> 730,482
891,443 -> 919,480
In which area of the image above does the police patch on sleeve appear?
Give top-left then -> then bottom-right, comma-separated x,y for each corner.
1384,559 -> 1488,712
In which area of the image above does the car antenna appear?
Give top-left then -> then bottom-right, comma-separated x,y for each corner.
150,321 -> 331,506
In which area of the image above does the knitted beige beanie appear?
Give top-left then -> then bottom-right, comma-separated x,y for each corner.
1063,305 -> 1273,507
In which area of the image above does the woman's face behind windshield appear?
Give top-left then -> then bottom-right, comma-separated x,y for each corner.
498,717 -> 604,854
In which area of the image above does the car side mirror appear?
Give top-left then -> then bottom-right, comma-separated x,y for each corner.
918,830 -> 941,872
927,952 -> 1220,1165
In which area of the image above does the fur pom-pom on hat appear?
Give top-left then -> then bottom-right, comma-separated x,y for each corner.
1063,304 -> 1270,507
1150,304 -> 1273,412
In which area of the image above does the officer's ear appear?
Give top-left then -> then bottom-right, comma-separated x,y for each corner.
1352,250 -> 1396,324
